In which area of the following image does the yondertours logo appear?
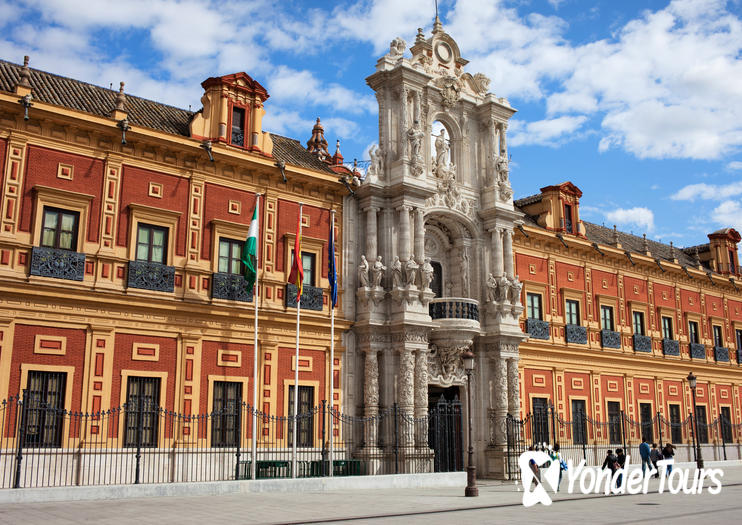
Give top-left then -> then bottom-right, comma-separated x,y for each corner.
519,447 -> 724,507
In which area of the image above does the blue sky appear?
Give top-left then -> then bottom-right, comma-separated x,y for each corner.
1,0 -> 741,248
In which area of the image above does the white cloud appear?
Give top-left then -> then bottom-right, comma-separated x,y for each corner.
509,116 -> 587,147
727,161 -> 742,171
604,207 -> 655,233
712,200 -> 742,230
671,181 -> 742,201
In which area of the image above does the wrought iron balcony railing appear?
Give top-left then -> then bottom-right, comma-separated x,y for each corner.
633,334 -> 652,353
285,284 -> 323,311
29,246 -> 85,281
211,273 -> 253,303
429,298 -> 479,321
565,324 -> 587,344
127,260 -> 175,292
690,342 -> 706,359
662,338 -> 680,356
714,346 -> 730,362
526,318 -> 550,340
601,330 -> 621,349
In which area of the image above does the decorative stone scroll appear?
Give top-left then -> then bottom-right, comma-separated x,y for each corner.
428,344 -> 468,387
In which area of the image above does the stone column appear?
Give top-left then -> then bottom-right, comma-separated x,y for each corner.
397,205 -> 412,261
364,206 -> 379,260
363,350 -> 380,447
503,229 -> 514,279
398,348 -> 415,446
507,358 -> 520,419
413,208 -> 425,262
414,349 -> 429,447
491,229 -> 504,277
492,354 -> 508,446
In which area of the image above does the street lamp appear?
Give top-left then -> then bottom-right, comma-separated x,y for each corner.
463,349 -> 478,497
687,371 -> 704,469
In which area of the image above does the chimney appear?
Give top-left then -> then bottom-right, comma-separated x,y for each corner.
111,82 -> 127,121
15,55 -> 32,96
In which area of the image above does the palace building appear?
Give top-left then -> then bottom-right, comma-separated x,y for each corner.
0,57 -> 351,450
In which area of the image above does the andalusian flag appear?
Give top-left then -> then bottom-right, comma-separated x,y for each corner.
241,199 -> 259,291
288,206 -> 304,299
328,217 -> 338,309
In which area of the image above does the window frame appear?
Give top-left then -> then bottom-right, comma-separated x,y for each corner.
211,381 -> 243,448
607,401 -> 622,444
218,237 -> 245,276
688,320 -> 700,344
531,397 -> 550,444
123,375 -> 162,448
32,185 -> 93,253
639,402 -> 654,443
695,405 -> 709,444
41,206 -> 80,251
127,204 -> 181,266
669,404 -> 683,443
570,399 -> 588,445
135,223 -> 169,264
287,384 -> 315,448
563,203 -> 573,233
565,299 -> 580,326
23,371 -> 67,448
600,305 -> 615,331
526,292 -> 543,321
633,311 -> 646,336
229,102 -> 249,148
720,406 -> 733,442
291,249 -> 317,287
713,325 -> 724,347
661,316 -> 674,340
283,228 -> 325,291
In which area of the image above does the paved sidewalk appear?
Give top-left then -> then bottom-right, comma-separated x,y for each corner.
1,464 -> 741,524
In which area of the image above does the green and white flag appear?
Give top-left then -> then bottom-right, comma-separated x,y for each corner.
241,199 -> 259,291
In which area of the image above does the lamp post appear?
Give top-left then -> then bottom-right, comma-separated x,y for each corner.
687,371 -> 704,469
463,349 -> 478,497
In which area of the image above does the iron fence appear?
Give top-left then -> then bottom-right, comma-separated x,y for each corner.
0,393 -> 462,489
505,403 -> 742,477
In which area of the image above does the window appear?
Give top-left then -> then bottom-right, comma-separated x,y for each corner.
287,385 -> 314,447
729,249 -> 736,274
633,311 -> 645,336
667,404 -> 682,443
136,224 -> 168,264
290,250 -> 316,287
531,398 -> 550,444
565,299 -> 580,326
669,404 -> 682,443
218,238 -> 244,275
661,316 -> 673,340
695,405 -> 708,444
600,305 -> 614,331
713,325 -> 723,347
564,203 -> 573,233
571,399 -> 587,445
41,207 -> 79,250
689,321 -> 700,344
720,406 -> 733,443
124,377 -> 161,448
737,329 -> 742,349
231,106 -> 246,147
431,261 -> 443,297
607,402 -> 622,444
527,293 -> 543,320
212,381 -> 243,448
639,403 -> 654,443
23,371 -> 66,448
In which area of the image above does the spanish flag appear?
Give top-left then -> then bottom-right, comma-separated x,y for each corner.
288,205 -> 304,299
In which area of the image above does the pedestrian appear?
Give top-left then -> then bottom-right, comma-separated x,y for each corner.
639,439 -> 652,476
650,443 -> 662,478
615,448 -> 626,487
601,449 -> 618,476
662,443 -> 675,476
549,443 -> 566,492
528,445 -> 541,487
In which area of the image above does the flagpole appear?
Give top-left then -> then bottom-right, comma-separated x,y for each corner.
251,193 -> 261,481
292,203 -> 303,479
328,209 -> 335,476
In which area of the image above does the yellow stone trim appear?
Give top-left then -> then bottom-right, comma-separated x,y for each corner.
217,348 -> 242,367
33,334 -> 66,355
132,342 -> 160,361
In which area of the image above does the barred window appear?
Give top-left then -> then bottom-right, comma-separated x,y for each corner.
124,377 -> 161,448
607,401 -> 622,444
23,371 -> 66,448
212,381 -> 242,448
287,385 -> 314,447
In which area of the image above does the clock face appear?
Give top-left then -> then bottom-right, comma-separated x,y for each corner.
435,42 -> 452,63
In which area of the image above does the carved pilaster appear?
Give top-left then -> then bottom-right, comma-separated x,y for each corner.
186,175 -> 205,270
503,229 -> 514,279
363,349 -> 380,448
364,206 -> 379,260
414,348 -> 429,448
397,205 -> 412,261
413,207 -> 425,262
0,140 -> 27,238
507,357 -> 520,419
492,353 -> 508,446
398,348 -> 415,415
491,228 -> 503,277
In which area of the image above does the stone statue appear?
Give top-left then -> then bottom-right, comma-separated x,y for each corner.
495,156 -> 509,182
460,251 -> 470,297
404,256 -> 419,287
407,122 -> 424,160
434,129 -> 449,171
368,144 -> 384,180
389,37 -> 406,58
496,276 -> 508,302
486,273 -> 497,303
391,256 -> 403,288
421,257 -> 434,291
370,255 -> 386,288
507,276 -> 523,304
358,255 -> 370,288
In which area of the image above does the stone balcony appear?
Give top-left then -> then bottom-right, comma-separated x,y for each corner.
127,260 -> 175,292
429,297 -> 480,347
690,342 -> 706,359
714,346 -> 730,362
30,246 -> 85,281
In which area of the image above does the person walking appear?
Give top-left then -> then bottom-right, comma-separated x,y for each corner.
601,449 -> 618,476
650,443 -> 662,478
549,443 -> 565,492
639,439 -> 652,476
662,443 -> 675,475
615,448 -> 627,487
